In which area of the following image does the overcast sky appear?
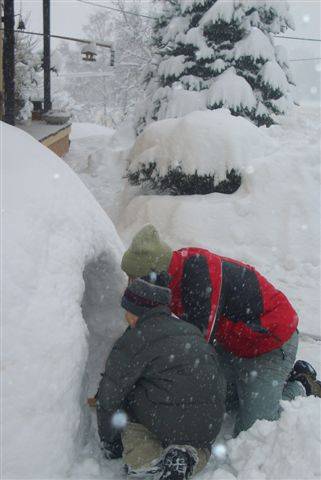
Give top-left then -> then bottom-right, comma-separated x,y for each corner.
14,0 -> 321,102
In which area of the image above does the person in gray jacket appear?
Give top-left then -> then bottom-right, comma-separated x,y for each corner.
96,273 -> 226,480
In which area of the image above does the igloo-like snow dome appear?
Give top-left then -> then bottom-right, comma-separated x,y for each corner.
3,122 -> 125,478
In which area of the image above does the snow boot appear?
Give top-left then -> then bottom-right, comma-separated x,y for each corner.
288,360 -> 321,398
159,446 -> 197,480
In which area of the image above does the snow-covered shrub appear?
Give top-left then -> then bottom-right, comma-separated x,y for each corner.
128,109 -> 275,195
136,0 -> 295,132
3,122 -> 125,478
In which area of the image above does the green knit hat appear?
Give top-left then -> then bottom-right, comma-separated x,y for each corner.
121,225 -> 173,277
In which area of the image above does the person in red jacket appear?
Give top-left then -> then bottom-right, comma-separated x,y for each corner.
121,225 -> 320,436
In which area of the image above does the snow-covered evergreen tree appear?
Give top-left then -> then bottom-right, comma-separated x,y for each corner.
14,27 -> 42,121
136,0 -> 295,131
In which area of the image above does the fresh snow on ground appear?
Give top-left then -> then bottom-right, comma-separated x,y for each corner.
70,122 -> 114,141
64,122 -> 135,224
3,104 -> 320,479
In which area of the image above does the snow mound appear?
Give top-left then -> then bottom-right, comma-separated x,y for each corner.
128,109 -> 276,182
225,397 -> 321,479
3,122 -> 125,479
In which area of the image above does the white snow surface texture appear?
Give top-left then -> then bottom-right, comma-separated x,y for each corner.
3,122 -> 126,479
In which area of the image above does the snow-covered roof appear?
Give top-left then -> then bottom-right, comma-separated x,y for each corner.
18,120 -> 71,142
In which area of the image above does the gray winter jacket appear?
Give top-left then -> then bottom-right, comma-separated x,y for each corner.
97,306 -> 225,449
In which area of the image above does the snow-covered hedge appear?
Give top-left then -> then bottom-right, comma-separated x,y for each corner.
3,122 -> 125,478
127,109 -> 275,195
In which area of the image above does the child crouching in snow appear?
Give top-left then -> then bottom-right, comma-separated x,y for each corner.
96,273 -> 226,479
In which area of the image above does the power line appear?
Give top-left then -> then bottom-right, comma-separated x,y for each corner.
290,57 -> 321,62
2,28 -> 113,48
75,0 -> 156,19
76,0 -> 321,43
276,35 -> 321,42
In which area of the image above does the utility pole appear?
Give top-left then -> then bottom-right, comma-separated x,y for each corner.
3,0 -> 15,125
43,0 -> 51,112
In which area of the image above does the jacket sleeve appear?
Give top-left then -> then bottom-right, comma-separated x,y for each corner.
181,254 -> 212,334
96,334 -> 146,445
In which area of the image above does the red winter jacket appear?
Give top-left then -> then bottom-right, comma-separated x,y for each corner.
168,248 -> 298,358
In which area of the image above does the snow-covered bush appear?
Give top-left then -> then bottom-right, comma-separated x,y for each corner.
3,122 -> 125,478
136,0 -> 295,132
128,109 -> 275,195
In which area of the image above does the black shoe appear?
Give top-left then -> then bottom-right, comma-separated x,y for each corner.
288,360 -> 321,397
159,447 -> 197,480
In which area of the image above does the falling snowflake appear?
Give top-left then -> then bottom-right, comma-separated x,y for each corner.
194,358 -> 200,368
111,411 -> 127,429
212,443 -> 227,461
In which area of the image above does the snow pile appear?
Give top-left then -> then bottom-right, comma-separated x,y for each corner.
121,105 -> 320,336
128,108 -> 276,182
3,122 -> 125,479
219,397 -> 321,479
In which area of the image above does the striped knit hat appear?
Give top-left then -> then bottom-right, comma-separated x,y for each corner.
121,273 -> 171,317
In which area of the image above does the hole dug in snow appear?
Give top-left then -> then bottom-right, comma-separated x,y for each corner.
79,253 -> 126,444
